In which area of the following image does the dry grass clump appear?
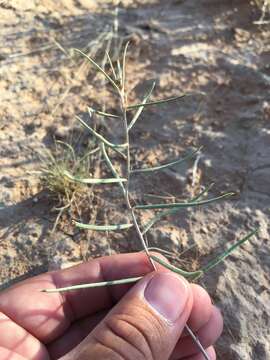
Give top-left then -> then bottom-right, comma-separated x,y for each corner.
40,140 -> 96,200
39,138 -> 99,232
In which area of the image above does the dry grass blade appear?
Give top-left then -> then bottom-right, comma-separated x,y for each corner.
55,140 -> 76,162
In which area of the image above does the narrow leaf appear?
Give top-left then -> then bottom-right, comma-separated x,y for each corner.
41,276 -> 142,293
128,81 -> 156,131
150,255 -> 203,278
199,228 -> 259,276
127,94 -> 187,110
122,41 -> 130,92
88,107 -> 120,119
74,221 -> 133,231
142,183 -> 215,234
135,192 -> 234,210
132,147 -> 201,174
76,116 -> 127,149
63,170 -> 127,184
74,48 -> 120,93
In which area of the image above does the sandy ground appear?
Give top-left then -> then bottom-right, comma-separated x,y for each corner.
0,0 -> 269,359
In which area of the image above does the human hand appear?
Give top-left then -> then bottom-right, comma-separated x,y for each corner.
0,252 -> 223,360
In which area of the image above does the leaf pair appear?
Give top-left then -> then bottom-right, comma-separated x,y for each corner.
75,48 -> 188,132
150,227 -> 258,280
76,116 -> 127,149
142,183 -> 214,235
42,228 -> 258,293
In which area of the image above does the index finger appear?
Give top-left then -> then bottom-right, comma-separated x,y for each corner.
0,252 -> 165,343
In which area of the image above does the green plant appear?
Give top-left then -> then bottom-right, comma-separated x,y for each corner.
42,44 -> 258,359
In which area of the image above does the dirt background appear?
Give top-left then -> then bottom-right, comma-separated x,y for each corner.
0,0 -> 269,359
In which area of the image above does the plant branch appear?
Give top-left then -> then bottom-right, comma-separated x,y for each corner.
120,89 -> 156,269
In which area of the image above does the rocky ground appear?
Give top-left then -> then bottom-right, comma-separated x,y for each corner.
0,0 -> 269,359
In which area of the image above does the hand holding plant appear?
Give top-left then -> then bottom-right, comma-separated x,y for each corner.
40,43 -> 258,360
0,252 -> 223,360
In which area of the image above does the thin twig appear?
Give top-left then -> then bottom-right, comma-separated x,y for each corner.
120,91 -> 156,270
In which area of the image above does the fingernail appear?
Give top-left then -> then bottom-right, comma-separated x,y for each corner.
144,272 -> 189,323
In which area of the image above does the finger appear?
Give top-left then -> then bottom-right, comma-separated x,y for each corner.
0,252 -> 167,343
184,284 -> 212,335
48,283 -> 213,358
179,346 -> 216,360
0,347 -> 28,360
55,304 -> 220,360
48,310 -> 107,359
0,311 -> 49,360
64,271 -> 193,360
171,307 -> 223,359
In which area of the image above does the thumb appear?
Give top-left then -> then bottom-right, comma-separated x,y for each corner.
71,271 -> 193,360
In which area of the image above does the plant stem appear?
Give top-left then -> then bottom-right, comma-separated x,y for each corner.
185,324 -> 210,359
120,92 -> 156,269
